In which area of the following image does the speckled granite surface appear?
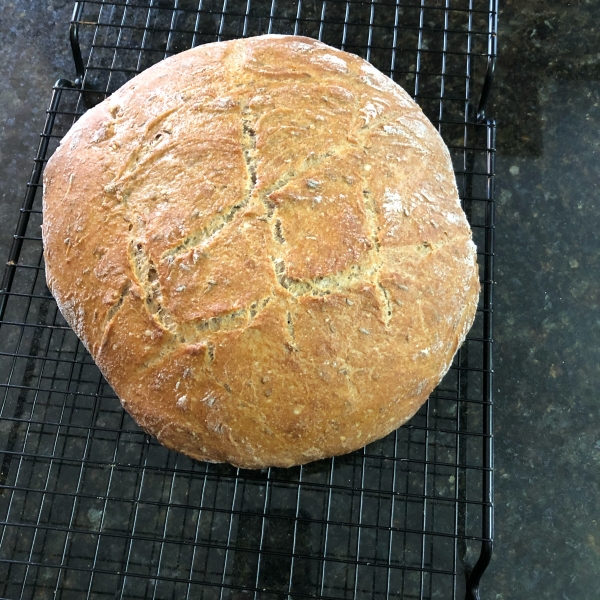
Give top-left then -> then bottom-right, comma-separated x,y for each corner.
482,2 -> 600,598
1,1 -> 599,599
0,0 -> 72,264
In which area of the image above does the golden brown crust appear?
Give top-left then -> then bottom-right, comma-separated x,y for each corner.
42,35 -> 479,468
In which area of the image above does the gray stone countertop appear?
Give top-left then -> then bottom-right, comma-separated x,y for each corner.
0,0 -> 72,263
1,1 -> 599,598
484,2 -> 600,598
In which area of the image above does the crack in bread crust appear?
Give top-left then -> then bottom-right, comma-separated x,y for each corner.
160,107 -> 258,260
378,283 -> 392,327
279,261 -> 380,298
360,183 -> 389,325
110,104 -> 186,189
141,295 -> 275,369
161,198 -> 250,259
130,240 -> 178,333
104,280 -> 131,326
131,233 -> 275,346
241,112 -> 257,185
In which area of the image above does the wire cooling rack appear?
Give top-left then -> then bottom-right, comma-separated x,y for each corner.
0,1 -> 496,598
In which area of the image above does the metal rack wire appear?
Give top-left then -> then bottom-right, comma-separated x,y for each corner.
0,1 -> 496,598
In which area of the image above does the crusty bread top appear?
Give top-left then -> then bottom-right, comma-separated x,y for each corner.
42,35 -> 479,468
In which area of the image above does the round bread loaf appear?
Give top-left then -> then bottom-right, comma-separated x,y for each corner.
42,35 -> 479,468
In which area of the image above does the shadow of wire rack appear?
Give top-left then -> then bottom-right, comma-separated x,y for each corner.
0,0 -> 496,598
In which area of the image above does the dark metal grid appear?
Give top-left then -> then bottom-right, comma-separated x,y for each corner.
0,0 -> 496,598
